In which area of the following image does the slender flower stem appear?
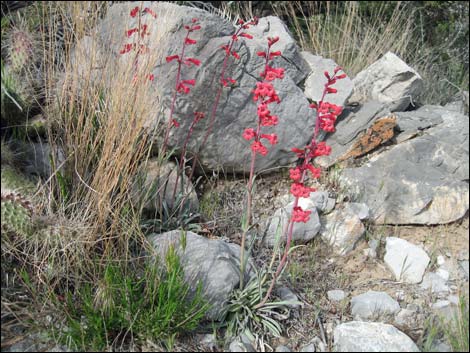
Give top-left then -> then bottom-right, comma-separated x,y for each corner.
256,77 -> 334,308
239,44 -> 274,289
160,30 -> 191,157
187,26 -> 245,182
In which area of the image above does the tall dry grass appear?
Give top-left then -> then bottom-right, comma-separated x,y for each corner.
270,1 -> 468,104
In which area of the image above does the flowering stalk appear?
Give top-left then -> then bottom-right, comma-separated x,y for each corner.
239,36 -> 285,289
256,67 -> 347,308
171,111 -> 205,203
161,18 -> 202,157
120,5 -> 157,83
187,18 -> 258,182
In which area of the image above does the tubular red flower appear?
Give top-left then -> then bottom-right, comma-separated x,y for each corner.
268,36 -> 280,47
232,51 -> 240,59
257,51 -> 267,57
126,28 -> 138,37
166,55 -> 180,63
251,141 -> 268,156
130,6 -> 139,17
260,133 -> 278,145
185,58 -> 201,66
312,142 -> 332,157
292,206 -> 312,223
185,38 -> 197,45
143,7 -> 157,18
306,164 -> 321,178
172,119 -> 180,127
290,183 -> 316,198
243,128 -> 257,141
289,167 -> 302,182
240,33 -> 253,39
120,43 -> 135,54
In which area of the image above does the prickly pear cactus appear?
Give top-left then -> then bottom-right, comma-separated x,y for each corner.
1,193 -> 34,237
7,26 -> 34,73
1,165 -> 36,196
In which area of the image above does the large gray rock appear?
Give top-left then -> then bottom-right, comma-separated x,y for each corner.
350,291 -> 400,321
263,197 -> 321,247
384,237 -> 430,284
319,205 -> 365,255
316,100 -> 392,167
333,321 -> 420,352
340,106 -> 469,225
301,51 -> 354,106
94,2 -> 312,173
148,230 -> 250,320
349,52 -> 424,112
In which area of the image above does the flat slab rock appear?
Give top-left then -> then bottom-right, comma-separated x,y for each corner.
340,106 -> 469,225
93,3 -> 313,173
350,291 -> 400,321
384,237 -> 430,284
334,321 -> 420,352
349,51 -> 424,112
148,230 -> 250,320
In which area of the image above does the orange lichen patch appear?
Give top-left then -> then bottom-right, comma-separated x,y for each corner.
339,115 -> 397,161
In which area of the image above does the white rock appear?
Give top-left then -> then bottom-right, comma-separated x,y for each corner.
334,321 -> 420,352
328,290 -> 347,302
351,291 -> 400,321
421,272 -> 450,295
384,237 -> 430,284
320,207 -> 365,255
436,268 -> 450,281
437,255 -> 446,266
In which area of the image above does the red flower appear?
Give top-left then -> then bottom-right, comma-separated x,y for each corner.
326,87 -> 337,94
148,74 -> 155,81
289,167 -> 302,182
240,33 -> 253,39
130,6 -> 139,17
292,147 -> 305,158
312,142 -> 332,157
251,141 -> 268,156
166,55 -> 180,63
126,28 -> 138,37
194,111 -> 205,123
290,183 -> 316,198
292,206 -> 312,223
232,51 -> 240,59
260,133 -> 278,145
262,66 -> 285,81
268,36 -> 280,47
243,128 -> 257,141
172,119 -> 180,128
143,7 -> 157,18
306,164 -> 321,178
184,58 -> 201,66
120,43 -> 135,54
269,51 -> 282,59
185,38 -> 197,45
257,51 -> 267,57
259,115 -> 278,127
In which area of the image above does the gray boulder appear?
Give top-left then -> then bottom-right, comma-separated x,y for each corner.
420,273 -> 450,296
349,52 -> 424,112
333,321 -> 420,352
384,237 -> 430,284
340,106 -> 469,225
350,291 -> 400,321
95,2 -> 312,173
263,197 -> 321,247
394,106 -> 443,143
301,51 -> 354,106
148,230 -> 251,320
310,191 -> 336,213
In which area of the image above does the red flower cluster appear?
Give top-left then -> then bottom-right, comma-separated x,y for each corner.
287,66 -> 347,223
243,36 -> 284,157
